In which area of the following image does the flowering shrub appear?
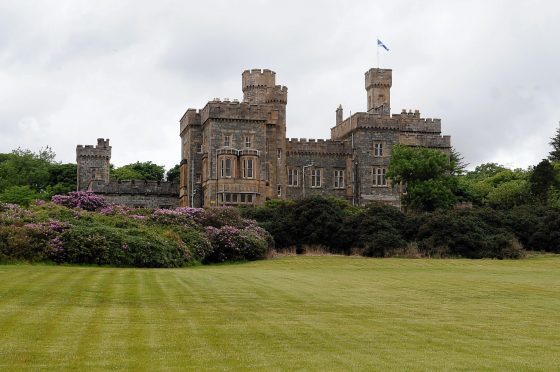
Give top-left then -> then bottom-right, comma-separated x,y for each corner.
1,200 -> 272,267
204,224 -> 270,263
52,191 -> 107,211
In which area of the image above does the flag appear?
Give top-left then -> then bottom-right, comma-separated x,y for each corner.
377,39 -> 389,51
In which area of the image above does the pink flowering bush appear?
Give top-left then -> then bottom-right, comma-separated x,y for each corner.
52,191 -> 107,211
1,199 -> 272,267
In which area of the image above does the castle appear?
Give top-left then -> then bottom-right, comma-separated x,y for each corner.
77,66 -> 451,209
178,67 -> 450,208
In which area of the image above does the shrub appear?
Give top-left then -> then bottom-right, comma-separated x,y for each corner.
52,191 -> 107,211
203,225 -> 270,263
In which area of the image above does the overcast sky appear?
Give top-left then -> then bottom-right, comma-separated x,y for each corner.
1,0 -> 559,171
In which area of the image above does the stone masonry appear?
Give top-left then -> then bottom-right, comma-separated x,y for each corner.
76,138 -> 179,208
179,67 -> 451,208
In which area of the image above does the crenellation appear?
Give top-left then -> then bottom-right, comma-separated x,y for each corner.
176,65 -> 451,209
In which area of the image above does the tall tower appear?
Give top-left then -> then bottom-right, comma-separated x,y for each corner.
365,68 -> 392,115
76,138 -> 111,191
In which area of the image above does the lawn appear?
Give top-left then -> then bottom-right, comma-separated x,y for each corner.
1,256 -> 559,370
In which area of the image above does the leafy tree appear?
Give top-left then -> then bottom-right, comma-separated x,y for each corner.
388,145 -> 456,211
0,185 -> 41,206
549,124 -> 560,162
111,161 -> 165,181
166,164 -> 180,182
0,147 -> 58,194
529,159 -> 558,203
450,147 -> 468,176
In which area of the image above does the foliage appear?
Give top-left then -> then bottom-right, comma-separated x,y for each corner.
415,209 -> 524,259
0,147 -> 76,204
0,185 -> 41,207
529,159 -> 558,203
549,124 -> 560,161
0,198 -> 271,267
111,161 -> 165,181
52,191 -> 108,211
388,144 -> 457,211
166,164 -> 180,182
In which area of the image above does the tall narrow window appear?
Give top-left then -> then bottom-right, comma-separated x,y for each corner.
373,167 -> 387,186
245,136 -> 251,148
196,144 -> 203,153
277,148 -> 282,159
288,168 -> 299,187
277,185 -> 282,197
243,159 -> 254,179
223,135 -> 230,147
311,169 -> 322,188
221,158 -> 232,178
374,142 -> 383,157
334,170 -> 345,189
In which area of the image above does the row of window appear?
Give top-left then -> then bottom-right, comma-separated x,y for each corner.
223,135 -> 253,148
218,193 -> 255,204
220,158 -> 255,179
287,167 -> 387,188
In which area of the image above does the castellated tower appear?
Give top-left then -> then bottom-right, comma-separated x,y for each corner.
242,69 -> 288,104
76,138 -> 111,191
365,68 -> 392,115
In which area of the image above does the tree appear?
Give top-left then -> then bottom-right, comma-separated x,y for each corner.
450,147 -> 468,176
529,159 -> 558,203
549,123 -> 560,162
0,185 -> 41,206
388,145 -> 457,211
111,161 -> 165,181
166,164 -> 180,182
0,147 -> 57,193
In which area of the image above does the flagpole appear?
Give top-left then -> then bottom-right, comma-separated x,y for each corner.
376,36 -> 379,68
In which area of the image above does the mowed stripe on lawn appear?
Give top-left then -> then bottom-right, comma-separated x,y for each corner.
0,256 -> 559,370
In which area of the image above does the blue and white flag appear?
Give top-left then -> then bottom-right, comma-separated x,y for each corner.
377,39 -> 389,51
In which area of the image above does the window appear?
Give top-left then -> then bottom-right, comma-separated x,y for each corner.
277,185 -> 282,197
288,168 -> 299,187
246,194 -> 253,203
373,167 -> 387,186
221,158 -> 232,178
245,136 -> 251,148
311,169 -> 322,188
374,142 -> 383,157
223,135 -> 230,147
196,174 -> 201,183
277,148 -> 282,159
196,144 -> 203,153
242,159 -> 254,178
334,170 -> 345,189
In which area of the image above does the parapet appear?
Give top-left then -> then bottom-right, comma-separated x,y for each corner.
90,180 -> 179,196
365,68 -> 392,89
242,69 -> 276,91
180,108 -> 202,134
76,138 -> 112,159
286,138 -> 351,156
265,85 -> 288,104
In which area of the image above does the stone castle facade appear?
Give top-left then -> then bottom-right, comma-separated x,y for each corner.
76,138 -> 179,208
179,67 -> 450,208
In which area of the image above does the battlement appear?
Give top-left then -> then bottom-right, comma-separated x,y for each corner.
90,180 -> 179,196
76,138 -> 111,159
199,100 -> 275,123
331,111 -> 442,140
399,133 -> 451,148
365,68 -> 392,89
242,69 -> 276,90
286,138 -> 351,155
265,85 -> 288,104
180,108 -> 202,134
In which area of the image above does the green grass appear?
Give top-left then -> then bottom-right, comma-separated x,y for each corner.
1,256 -> 559,370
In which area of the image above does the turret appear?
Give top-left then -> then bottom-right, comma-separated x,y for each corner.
242,69 -> 287,104
76,138 -> 111,191
365,68 -> 392,115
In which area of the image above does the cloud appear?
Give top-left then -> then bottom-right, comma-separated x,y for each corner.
1,0 -> 559,171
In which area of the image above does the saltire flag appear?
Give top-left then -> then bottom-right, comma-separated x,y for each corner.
377,39 -> 389,51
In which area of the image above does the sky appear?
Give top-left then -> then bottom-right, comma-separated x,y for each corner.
1,0 -> 559,171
